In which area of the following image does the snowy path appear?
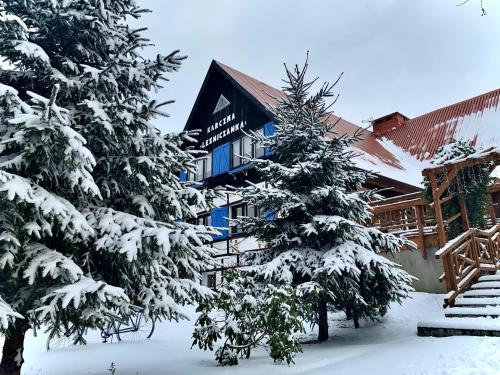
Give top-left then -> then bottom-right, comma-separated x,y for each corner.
21,293 -> 500,375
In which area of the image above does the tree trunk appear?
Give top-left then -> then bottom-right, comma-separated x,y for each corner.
317,294 -> 329,342
0,329 -> 26,375
345,307 -> 352,321
353,310 -> 360,329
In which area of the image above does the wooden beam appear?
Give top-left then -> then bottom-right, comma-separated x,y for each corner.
416,205 -> 427,259
456,179 -> 470,231
435,167 -> 458,198
430,173 -> 447,248
422,149 -> 500,176
372,198 -> 423,214
429,193 -> 456,207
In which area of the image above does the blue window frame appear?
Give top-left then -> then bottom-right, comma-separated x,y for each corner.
264,121 -> 275,136
264,122 -> 275,156
179,170 -> 187,182
211,206 -> 229,239
213,143 -> 230,176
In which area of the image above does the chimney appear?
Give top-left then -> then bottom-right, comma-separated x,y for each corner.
372,112 -> 409,137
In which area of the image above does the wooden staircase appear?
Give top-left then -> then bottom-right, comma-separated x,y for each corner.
418,272 -> 500,337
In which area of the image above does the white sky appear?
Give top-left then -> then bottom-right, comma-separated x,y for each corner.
133,0 -> 500,133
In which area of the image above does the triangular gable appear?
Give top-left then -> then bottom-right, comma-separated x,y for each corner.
184,60 -> 273,151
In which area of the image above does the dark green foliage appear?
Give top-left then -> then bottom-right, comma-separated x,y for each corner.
233,58 -> 415,341
423,140 -> 491,240
192,270 -> 307,366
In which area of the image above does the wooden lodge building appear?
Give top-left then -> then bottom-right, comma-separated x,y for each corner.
183,60 -> 500,293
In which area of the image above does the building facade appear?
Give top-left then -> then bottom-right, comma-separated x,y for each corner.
183,60 -> 500,289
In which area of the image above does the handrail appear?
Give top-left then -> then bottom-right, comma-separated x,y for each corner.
435,229 -> 473,258
437,224 -> 500,306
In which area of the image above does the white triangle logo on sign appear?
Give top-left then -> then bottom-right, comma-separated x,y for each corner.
213,94 -> 230,114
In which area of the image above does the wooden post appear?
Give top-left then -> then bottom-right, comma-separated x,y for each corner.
457,179 -> 470,231
415,205 -> 427,259
430,172 -> 458,293
430,173 -> 447,248
488,193 -> 497,226
471,230 -> 482,283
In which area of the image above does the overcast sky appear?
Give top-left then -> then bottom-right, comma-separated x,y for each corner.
134,0 -> 500,133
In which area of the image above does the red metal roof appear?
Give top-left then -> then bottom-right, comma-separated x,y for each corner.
215,61 -> 405,171
382,88 -> 500,160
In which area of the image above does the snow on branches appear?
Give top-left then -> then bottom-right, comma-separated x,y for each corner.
234,57 -> 415,341
192,270 -> 306,366
0,4 -> 218,373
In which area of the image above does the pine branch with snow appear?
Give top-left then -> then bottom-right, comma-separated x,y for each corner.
0,2 -> 219,373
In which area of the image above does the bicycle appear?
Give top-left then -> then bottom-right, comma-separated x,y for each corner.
46,307 -> 155,350
100,308 -> 155,343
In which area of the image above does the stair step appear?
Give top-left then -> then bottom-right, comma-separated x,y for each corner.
445,306 -> 500,318
471,281 -> 500,289
454,297 -> 500,307
478,275 -> 500,282
463,289 -> 500,298
418,317 -> 500,337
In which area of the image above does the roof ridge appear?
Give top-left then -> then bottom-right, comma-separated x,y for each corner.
214,60 -> 284,94
408,87 -> 500,123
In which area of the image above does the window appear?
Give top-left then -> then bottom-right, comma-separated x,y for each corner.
194,159 -> 204,181
231,139 -> 241,168
207,273 -> 216,289
254,128 -> 265,158
197,214 -> 211,227
205,152 -> 212,178
188,153 -> 212,181
231,128 -> 266,168
231,203 -> 260,234
188,213 -> 211,227
242,136 -> 253,161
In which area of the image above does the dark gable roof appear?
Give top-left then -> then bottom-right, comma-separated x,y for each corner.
213,61 -> 406,171
183,60 -> 500,190
184,60 -> 425,191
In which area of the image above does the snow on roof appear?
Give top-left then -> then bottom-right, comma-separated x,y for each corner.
423,146 -> 500,175
216,61 -> 421,188
352,138 -> 430,188
214,61 -> 500,189
383,88 -> 500,161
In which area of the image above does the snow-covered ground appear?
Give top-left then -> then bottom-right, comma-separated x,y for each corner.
18,292 -> 500,375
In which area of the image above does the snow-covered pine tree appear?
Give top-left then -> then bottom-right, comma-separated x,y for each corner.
234,58 -> 415,342
0,2 -> 217,374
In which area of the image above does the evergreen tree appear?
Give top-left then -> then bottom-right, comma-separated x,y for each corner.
0,2 -> 217,374
234,58 -> 414,342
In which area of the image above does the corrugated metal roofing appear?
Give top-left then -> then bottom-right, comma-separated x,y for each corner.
383,88 -> 500,160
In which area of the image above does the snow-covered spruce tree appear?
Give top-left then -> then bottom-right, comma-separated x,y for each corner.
0,2 -> 217,374
234,59 -> 415,342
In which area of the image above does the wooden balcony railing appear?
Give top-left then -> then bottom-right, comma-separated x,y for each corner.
369,182 -> 500,259
435,224 -> 500,306
369,192 -> 436,258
